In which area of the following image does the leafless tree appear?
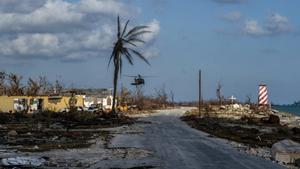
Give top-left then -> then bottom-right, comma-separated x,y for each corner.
53,80 -> 64,94
170,90 -> 174,106
135,86 -> 145,109
26,78 -> 41,96
119,85 -> 132,105
0,71 -> 7,95
245,95 -> 252,104
39,76 -> 52,95
216,81 -> 223,106
7,73 -> 24,96
155,85 -> 168,108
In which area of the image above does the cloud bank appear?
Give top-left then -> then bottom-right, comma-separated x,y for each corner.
217,12 -> 293,37
220,11 -> 242,22
243,13 -> 292,37
0,0 -> 160,62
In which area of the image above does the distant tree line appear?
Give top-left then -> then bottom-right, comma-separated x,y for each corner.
0,71 -> 63,96
118,85 -> 172,110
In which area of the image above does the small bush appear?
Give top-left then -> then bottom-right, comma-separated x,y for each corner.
0,113 -> 13,124
14,112 -> 29,122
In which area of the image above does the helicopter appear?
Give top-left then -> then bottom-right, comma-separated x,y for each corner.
125,74 -> 154,86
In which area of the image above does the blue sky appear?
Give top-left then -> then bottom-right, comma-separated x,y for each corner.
0,0 -> 299,104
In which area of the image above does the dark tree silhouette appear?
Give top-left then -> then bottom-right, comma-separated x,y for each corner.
109,16 -> 150,113
7,73 -> 24,96
0,71 -> 7,95
27,78 -> 41,96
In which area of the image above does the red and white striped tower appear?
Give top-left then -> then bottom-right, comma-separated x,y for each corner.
258,84 -> 269,107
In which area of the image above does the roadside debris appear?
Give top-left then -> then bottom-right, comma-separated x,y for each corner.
271,139 -> 300,164
1,156 -> 46,167
7,130 -> 18,137
182,105 -> 300,168
0,111 -> 135,152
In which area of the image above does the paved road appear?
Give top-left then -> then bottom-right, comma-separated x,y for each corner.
109,108 -> 286,169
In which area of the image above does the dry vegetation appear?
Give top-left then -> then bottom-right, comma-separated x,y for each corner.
182,107 -> 300,148
0,71 -> 63,96
0,110 -> 134,152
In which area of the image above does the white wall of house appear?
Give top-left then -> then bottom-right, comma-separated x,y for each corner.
102,96 -> 114,110
83,95 -> 115,111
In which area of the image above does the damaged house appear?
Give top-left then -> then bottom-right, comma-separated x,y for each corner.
0,88 -> 115,113
77,88 -> 115,111
0,95 -> 85,113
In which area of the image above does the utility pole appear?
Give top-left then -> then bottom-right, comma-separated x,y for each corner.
198,69 -> 202,117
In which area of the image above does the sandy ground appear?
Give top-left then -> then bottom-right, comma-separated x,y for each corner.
1,108 -> 287,168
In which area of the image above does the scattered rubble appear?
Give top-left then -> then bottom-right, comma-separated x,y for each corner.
0,111 -> 135,151
182,104 -> 300,168
7,130 -> 18,136
0,124 -> 7,129
271,139 -> 300,164
229,141 -> 272,160
49,123 -> 64,129
0,111 -> 154,168
1,156 -> 46,167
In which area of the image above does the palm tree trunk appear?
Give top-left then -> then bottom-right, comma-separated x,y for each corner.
112,55 -> 120,113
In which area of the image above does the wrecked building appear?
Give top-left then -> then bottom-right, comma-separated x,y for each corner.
78,88 -> 114,111
0,95 -> 85,113
0,88 -> 116,113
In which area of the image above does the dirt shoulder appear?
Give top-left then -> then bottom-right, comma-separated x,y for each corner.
181,114 -> 300,148
181,106 -> 300,168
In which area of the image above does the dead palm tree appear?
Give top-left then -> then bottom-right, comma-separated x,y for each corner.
109,16 -> 150,113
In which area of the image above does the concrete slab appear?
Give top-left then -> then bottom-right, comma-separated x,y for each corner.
271,139 -> 300,164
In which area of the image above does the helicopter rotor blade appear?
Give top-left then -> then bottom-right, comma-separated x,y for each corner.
141,75 -> 157,78
124,75 -> 137,77
124,74 -> 157,78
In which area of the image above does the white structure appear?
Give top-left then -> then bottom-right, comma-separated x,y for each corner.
228,95 -> 236,104
258,84 -> 269,106
271,139 -> 300,164
101,95 -> 113,110
83,96 -> 113,110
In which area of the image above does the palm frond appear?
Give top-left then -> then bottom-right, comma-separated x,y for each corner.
128,48 -> 150,65
108,49 -> 115,67
127,30 -> 151,39
125,26 -> 148,38
122,39 -> 137,47
117,15 -> 121,38
121,20 -> 130,38
128,38 -> 145,44
122,48 -> 134,65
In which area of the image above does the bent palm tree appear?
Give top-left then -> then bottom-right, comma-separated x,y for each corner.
109,16 -> 150,113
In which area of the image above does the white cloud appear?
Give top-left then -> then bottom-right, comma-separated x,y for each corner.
221,11 -> 242,22
0,33 -> 59,57
76,0 -> 127,15
0,0 -> 160,62
244,20 -> 268,36
141,19 -> 160,42
0,0 -> 46,13
143,46 -> 160,58
265,13 -> 292,34
243,13 -> 292,37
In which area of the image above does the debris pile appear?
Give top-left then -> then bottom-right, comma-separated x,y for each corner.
202,104 -> 272,120
0,111 -> 134,153
1,156 -> 46,167
182,105 -> 300,168
271,139 -> 300,164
